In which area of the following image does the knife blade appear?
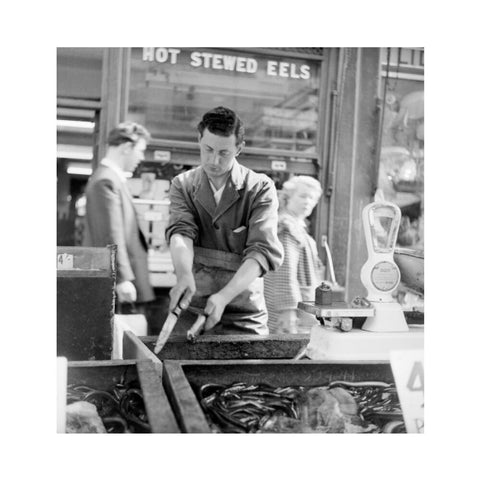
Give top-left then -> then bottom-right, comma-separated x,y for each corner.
154,305 -> 182,354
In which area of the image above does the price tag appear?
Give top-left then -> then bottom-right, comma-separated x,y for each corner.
153,150 -> 171,162
57,253 -> 73,270
390,349 -> 424,433
271,160 -> 287,171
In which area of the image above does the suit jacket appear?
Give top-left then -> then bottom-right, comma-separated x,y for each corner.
83,164 -> 154,303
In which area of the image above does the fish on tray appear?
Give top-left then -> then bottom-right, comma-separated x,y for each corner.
198,381 -> 404,434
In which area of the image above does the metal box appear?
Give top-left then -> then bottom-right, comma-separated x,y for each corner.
162,359 -> 395,433
67,359 -> 179,433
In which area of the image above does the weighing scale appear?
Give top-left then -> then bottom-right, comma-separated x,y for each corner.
298,201 -> 424,361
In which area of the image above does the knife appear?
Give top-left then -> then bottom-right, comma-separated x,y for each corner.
154,304 -> 182,354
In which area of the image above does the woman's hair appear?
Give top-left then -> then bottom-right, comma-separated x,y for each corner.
278,175 -> 323,210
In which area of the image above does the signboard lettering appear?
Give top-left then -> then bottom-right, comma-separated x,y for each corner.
390,349 -> 424,433
190,52 -> 258,73
143,48 -> 312,80
143,47 -> 180,64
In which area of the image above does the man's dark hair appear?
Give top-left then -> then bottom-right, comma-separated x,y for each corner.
197,106 -> 245,146
107,122 -> 151,147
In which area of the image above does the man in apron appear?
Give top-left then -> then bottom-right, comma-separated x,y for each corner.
165,106 -> 283,334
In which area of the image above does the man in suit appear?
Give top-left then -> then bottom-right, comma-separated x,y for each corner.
84,122 -> 154,310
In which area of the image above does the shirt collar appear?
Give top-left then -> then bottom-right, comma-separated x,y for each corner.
192,158 -> 246,191
100,158 -> 127,183
208,179 -> 226,205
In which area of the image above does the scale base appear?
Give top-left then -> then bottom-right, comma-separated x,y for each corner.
362,301 -> 408,332
306,324 -> 424,362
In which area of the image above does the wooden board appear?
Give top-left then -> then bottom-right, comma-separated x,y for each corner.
163,359 -> 394,433
123,330 -> 161,363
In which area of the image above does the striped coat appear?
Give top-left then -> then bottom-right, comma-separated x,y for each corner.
264,213 -> 324,332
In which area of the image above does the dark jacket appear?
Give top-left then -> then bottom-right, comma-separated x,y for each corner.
83,164 -> 154,303
165,160 -> 283,275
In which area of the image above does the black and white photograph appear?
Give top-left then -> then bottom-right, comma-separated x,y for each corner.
55,46 -> 424,435
6,2 -> 480,478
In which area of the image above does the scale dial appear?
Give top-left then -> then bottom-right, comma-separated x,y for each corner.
370,261 -> 400,292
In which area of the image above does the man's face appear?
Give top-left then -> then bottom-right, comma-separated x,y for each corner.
199,128 -> 242,181
124,138 -> 147,172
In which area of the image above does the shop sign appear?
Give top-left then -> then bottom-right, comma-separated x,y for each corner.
390,349 -> 424,433
382,48 -> 424,68
381,48 -> 424,80
142,48 -> 312,80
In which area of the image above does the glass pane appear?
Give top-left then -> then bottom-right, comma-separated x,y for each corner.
378,48 -> 424,250
127,48 -> 321,153
369,205 -> 398,252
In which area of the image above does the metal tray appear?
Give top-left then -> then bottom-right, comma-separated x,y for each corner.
67,359 -> 179,433
162,359 -> 394,433
123,331 -> 310,361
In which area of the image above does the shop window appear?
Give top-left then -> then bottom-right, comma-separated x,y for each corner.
127,48 -> 321,155
377,48 -> 424,312
378,48 -> 424,250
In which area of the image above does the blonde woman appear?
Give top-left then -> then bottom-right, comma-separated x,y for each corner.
264,176 -> 324,334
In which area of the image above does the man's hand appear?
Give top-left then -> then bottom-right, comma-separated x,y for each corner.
169,273 -> 196,311
203,292 -> 229,331
116,280 -> 137,303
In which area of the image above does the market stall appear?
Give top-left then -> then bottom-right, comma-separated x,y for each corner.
56,48 -> 424,435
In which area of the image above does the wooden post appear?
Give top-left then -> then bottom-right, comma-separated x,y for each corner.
330,48 -> 381,299
96,48 -> 130,169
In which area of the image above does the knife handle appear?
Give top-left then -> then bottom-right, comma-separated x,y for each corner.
187,314 -> 207,343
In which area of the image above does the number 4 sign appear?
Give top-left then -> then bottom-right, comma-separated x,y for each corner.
390,349 -> 424,433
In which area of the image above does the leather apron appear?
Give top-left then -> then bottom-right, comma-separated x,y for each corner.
181,246 -> 268,335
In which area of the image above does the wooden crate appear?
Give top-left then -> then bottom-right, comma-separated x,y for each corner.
67,359 -> 179,433
123,331 -> 310,361
57,246 -> 116,360
163,359 -> 395,433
